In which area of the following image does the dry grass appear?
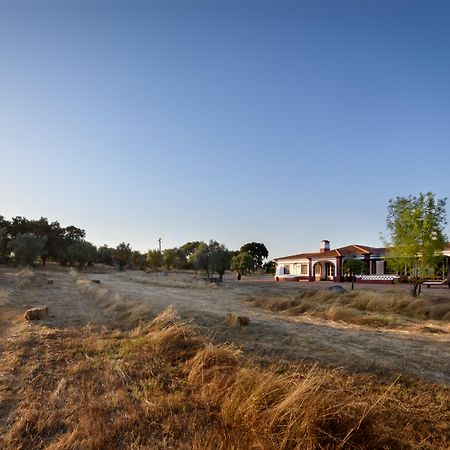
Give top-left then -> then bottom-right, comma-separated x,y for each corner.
226,312 -> 250,326
118,271 -> 222,290
248,288 -> 450,328
0,308 -> 449,449
75,278 -> 155,326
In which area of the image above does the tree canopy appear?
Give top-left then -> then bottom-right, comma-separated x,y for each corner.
231,251 -> 254,275
240,242 -> 268,272
385,192 -> 447,296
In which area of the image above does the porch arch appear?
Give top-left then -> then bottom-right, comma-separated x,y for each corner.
313,260 -> 336,281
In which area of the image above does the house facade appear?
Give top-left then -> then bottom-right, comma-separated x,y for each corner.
273,240 -> 387,282
274,240 -> 450,282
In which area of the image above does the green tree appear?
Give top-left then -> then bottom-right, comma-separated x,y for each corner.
385,192 -> 448,296
179,241 -> 203,269
67,240 -> 97,269
240,242 -> 269,272
132,251 -> 147,270
262,260 -> 276,274
0,215 -> 10,261
191,242 -> 210,277
58,225 -> 87,266
32,218 -> 65,265
97,245 -> 114,265
147,249 -> 163,270
9,233 -> 47,267
343,259 -> 364,290
162,248 -> 178,270
114,242 -> 132,271
231,251 -> 254,275
208,241 -> 231,281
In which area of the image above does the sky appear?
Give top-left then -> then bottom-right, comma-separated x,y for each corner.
1,0 -> 449,258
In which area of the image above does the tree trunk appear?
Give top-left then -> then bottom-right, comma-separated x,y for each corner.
351,273 -> 355,290
411,279 -> 420,297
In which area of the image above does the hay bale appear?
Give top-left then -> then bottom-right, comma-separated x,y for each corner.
91,279 -> 101,284
24,306 -> 49,321
227,312 -> 250,326
47,279 -> 53,285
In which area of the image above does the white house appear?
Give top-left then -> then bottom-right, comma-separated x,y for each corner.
274,240 -> 450,283
274,240 -> 387,282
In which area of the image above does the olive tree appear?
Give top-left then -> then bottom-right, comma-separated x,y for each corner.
114,242 -> 132,271
67,240 -> 97,269
9,233 -> 47,267
231,251 -> 254,275
147,249 -> 163,270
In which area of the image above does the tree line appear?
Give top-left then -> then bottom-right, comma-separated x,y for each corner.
0,215 -> 272,278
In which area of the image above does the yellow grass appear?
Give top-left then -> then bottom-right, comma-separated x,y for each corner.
0,308 -> 449,449
75,278 -> 155,326
248,288 -> 450,328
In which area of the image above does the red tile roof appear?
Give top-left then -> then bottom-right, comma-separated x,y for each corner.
274,244 -> 386,261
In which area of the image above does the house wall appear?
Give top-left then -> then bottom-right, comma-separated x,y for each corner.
275,259 -> 309,278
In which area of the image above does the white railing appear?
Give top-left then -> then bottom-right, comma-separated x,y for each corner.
356,275 -> 399,281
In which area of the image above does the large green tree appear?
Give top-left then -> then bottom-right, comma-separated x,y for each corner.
67,240 -> 97,269
147,249 -> 164,270
97,245 -> 115,265
230,251 -> 254,275
240,242 -> 269,272
208,241 -> 231,281
114,243 -> 132,271
190,240 -> 231,280
385,192 -> 447,296
191,242 -> 210,276
9,233 -> 47,267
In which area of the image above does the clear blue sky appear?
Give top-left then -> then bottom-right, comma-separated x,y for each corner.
1,0 -> 449,258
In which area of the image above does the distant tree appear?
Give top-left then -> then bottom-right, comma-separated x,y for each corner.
180,241 -> 202,258
8,216 -> 33,239
114,242 -> 132,271
208,241 -> 231,281
262,260 -> 276,274
0,215 -> 10,261
190,241 -> 231,280
343,259 -> 364,290
162,248 -> 178,270
97,245 -> 114,265
385,192 -> 448,296
132,251 -> 147,270
67,240 -> 97,269
147,249 -> 163,270
9,233 -> 47,267
58,225 -> 87,266
32,218 -> 65,265
179,241 -> 203,269
191,242 -> 210,277
63,225 -> 86,242
231,251 -> 254,275
240,242 -> 269,272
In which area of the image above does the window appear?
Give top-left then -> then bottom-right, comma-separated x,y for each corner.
300,264 -> 308,275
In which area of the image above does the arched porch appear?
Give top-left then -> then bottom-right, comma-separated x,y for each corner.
313,260 -> 336,281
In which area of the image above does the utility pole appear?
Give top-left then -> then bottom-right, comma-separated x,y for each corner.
158,237 -> 162,252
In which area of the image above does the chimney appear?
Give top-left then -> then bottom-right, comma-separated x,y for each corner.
320,240 -> 330,253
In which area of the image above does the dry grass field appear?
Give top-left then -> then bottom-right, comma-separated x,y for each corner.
1,266 -> 449,448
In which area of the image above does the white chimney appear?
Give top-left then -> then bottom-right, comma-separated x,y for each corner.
320,240 -> 330,253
